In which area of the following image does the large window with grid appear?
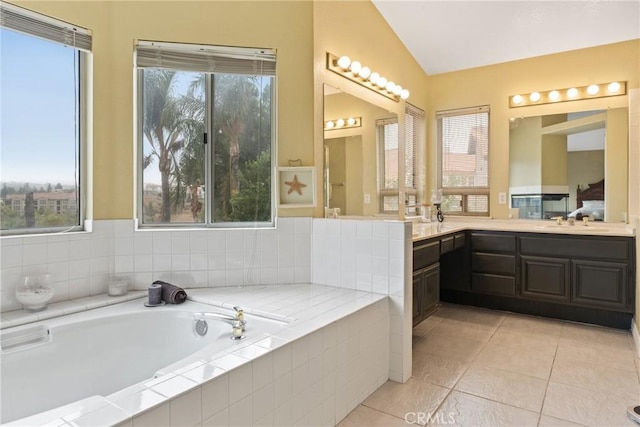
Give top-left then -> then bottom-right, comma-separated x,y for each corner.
0,3 -> 90,235
378,104 -> 424,214
136,41 -> 276,227
437,106 -> 490,216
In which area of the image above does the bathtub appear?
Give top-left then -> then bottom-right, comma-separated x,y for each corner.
0,298 -> 287,424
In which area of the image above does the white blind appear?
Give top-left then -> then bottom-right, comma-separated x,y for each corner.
136,41 -> 276,76
405,103 -> 424,189
0,2 -> 92,51
437,106 -> 489,189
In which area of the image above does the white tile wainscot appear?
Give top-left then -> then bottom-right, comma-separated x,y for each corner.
311,219 -> 413,383
12,285 -> 389,427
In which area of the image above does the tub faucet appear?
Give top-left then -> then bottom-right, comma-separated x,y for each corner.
193,312 -> 246,330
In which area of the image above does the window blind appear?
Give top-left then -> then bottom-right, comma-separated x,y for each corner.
405,103 -> 424,189
136,41 -> 276,76
437,105 -> 489,189
0,2 -> 92,51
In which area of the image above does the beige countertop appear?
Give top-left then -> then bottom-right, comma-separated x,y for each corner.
411,218 -> 635,241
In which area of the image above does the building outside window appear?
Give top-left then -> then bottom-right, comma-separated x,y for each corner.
437,106 -> 490,216
136,41 -> 276,227
0,3 -> 90,234
378,104 -> 424,214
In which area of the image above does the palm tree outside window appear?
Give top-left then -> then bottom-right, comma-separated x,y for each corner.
136,41 -> 275,227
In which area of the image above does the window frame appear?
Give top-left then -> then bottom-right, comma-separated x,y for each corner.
377,104 -> 424,215
436,105 -> 490,217
0,3 -> 90,236
135,41 -> 277,229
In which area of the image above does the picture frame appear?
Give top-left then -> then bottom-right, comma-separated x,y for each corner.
277,167 -> 316,208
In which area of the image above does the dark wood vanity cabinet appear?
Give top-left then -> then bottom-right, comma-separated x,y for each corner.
470,233 -> 517,296
519,234 -> 633,312
439,230 -> 635,329
413,263 -> 440,326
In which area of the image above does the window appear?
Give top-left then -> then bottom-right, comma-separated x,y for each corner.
136,41 -> 275,227
378,104 -> 424,214
0,3 -> 90,234
437,106 -> 490,216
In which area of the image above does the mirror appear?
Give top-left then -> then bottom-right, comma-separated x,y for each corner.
323,84 -> 397,217
509,108 -> 628,222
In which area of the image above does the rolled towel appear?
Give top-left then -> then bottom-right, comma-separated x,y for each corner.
153,280 -> 187,304
148,283 -> 163,305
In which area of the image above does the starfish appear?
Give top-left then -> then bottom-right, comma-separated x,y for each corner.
285,174 -> 307,195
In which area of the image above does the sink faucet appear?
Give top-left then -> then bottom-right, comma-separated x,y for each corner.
550,216 -> 563,225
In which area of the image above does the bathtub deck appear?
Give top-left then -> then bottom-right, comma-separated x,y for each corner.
8,284 -> 388,427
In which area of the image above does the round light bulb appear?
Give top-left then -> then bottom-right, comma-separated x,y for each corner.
567,87 -> 579,98
377,77 -> 387,89
336,119 -> 345,127
326,121 -> 335,129
347,117 -> 356,126
369,72 -> 380,85
393,85 -> 403,96
512,95 -> 523,105
529,92 -> 541,102
400,89 -> 410,100
386,81 -> 396,93
548,90 -> 560,101
337,56 -> 351,70
608,82 -> 621,93
587,84 -> 599,95
358,67 -> 371,79
349,61 -> 362,74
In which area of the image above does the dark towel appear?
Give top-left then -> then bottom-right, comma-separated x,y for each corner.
153,280 -> 187,304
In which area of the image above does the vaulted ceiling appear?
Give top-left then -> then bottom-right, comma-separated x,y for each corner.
372,0 -> 640,75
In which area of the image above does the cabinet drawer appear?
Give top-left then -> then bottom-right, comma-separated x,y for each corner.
440,236 -> 455,255
472,253 -> 515,275
413,240 -> 440,270
472,273 -> 516,296
520,236 -> 630,261
471,233 -> 516,253
454,233 -> 466,250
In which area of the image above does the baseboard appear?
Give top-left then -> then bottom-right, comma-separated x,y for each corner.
632,318 -> 640,359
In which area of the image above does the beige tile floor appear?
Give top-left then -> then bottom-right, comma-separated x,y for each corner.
339,303 -> 640,427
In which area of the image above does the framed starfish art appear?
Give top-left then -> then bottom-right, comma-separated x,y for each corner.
278,166 -> 316,207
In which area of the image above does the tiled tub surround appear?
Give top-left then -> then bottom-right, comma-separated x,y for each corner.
0,217 -> 414,385
0,217 -> 314,313
6,284 -> 390,427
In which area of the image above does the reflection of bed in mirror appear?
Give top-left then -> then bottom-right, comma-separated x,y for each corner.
569,179 -> 604,220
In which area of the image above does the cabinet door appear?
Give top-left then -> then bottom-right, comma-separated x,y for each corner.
422,263 -> 440,317
572,259 -> 629,311
413,270 -> 424,326
521,256 -> 570,302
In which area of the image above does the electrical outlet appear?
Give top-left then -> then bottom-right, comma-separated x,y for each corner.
498,192 -> 507,204
364,194 -> 371,204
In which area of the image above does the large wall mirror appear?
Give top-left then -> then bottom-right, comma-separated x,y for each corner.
509,107 -> 628,222
323,84 -> 397,217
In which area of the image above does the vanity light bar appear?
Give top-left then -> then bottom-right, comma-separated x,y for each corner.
509,81 -> 627,108
324,116 -> 362,131
326,52 -> 410,102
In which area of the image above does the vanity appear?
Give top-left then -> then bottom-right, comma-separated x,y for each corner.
412,221 -> 636,329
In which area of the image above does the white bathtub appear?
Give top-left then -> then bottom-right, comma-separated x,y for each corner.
0,298 -> 287,424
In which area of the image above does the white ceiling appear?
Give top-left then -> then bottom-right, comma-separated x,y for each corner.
372,0 -> 640,75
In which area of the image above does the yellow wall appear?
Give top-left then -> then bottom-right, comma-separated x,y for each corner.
428,40 -> 640,218
509,117 -> 542,187
11,0 -> 314,220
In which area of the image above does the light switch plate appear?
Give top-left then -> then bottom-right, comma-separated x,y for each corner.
364,194 -> 371,204
498,192 -> 507,204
